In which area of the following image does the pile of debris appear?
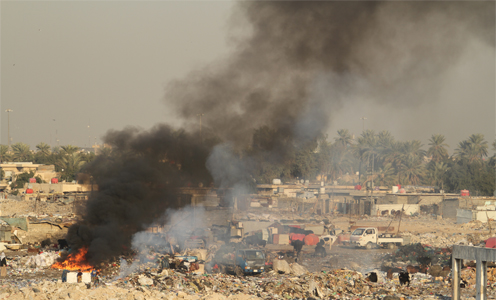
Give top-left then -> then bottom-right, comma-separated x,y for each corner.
0,199 -> 75,217
385,243 -> 451,267
3,244 -> 496,299
407,231 -> 488,248
0,267 -> 477,300
3,251 -> 61,277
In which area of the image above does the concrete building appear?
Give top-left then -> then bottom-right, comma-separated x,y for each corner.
0,162 -> 57,183
28,182 -> 94,194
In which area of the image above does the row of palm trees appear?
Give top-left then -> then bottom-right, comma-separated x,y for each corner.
316,130 -> 494,192
0,142 -> 95,182
1,131 -> 494,194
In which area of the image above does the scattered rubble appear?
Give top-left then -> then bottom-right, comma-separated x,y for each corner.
1,266 -> 493,300
1,199 -> 496,299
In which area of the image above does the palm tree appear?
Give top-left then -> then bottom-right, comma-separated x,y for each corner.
327,143 -> 354,182
376,130 -> 395,168
377,130 -> 394,149
383,141 -> 403,167
380,141 -> 410,184
399,156 -> 425,186
0,145 -> 10,162
456,134 -> 488,162
316,137 -> 332,180
373,163 -> 396,187
402,140 -> 426,160
356,130 -> 379,164
334,129 -> 353,148
34,142 -> 54,164
427,134 -> 449,163
60,145 -> 80,155
36,142 -> 51,156
354,130 -> 378,183
11,143 -> 32,162
427,161 -> 449,189
468,134 -> 488,159
79,151 -> 96,163
456,140 -> 475,162
492,140 -> 496,160
56,153 -> 86,182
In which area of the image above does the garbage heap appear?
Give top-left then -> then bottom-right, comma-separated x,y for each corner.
3,251 -> 61,277
384,243 -> 452,267
407,231 -> 489,248
0,268 -> 460,300
4,254 -> 496,299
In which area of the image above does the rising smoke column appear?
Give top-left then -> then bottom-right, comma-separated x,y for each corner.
66,124 -> 213,264
166,1 -> 494,150
65,1 -> 494,264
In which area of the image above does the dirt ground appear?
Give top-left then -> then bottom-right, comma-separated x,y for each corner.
0,198 -> 75,217
335,215 -> 469,233
3,201 -> 490,284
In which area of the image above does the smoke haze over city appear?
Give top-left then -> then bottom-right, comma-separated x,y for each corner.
1,1 -> 494,152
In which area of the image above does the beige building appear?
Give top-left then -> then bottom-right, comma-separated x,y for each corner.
28,182 -> 94,193
0,162 -> 58,183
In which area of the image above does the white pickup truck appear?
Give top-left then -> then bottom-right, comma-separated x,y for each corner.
349,227 -> 409,250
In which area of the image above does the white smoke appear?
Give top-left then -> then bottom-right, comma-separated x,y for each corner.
114,205 -> 208,279
206,143 -> 254,203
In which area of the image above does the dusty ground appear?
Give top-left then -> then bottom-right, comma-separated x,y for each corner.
333,214 -> 483,235
0,198 -> 75,217
0,199 -> 493,299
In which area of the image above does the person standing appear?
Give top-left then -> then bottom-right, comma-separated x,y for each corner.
91,269 -> 97,283
0,252 -> 7,277
61,270 -> 68,282
77,269 -> 82,283
160,256 -> 169,270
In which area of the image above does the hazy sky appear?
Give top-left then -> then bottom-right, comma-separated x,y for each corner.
1,1 -> 233,148
1,1 -> 494,154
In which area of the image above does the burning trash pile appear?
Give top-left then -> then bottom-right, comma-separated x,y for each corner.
51,247 -> 93,271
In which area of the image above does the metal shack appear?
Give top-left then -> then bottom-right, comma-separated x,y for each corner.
0,225 -> 12,243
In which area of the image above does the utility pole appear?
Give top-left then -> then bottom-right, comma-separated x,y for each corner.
360,116 -> 367,132
87,118 -> 91,148
371,153 -> 375,197
52,119 -> 57,148
197,113 -> 204,143
5,109 -> 13,149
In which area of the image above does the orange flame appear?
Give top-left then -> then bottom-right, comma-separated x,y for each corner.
51,247 -> 94,271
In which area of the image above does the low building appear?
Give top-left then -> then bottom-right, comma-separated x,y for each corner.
27,182 -> 94,194
0,162 -> 57,183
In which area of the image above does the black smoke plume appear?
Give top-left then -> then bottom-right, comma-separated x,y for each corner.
166,1 -> 494,150
66,125 -> 213,264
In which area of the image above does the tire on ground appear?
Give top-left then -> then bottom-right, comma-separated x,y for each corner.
365,242 -> 373,250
